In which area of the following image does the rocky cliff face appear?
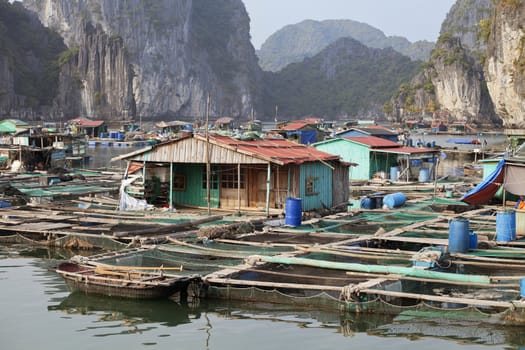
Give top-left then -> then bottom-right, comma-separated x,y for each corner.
392,0 -> 498,126
431,36 -> 488,119
485,0 -> 525,128
440,0 -> 493,56
0,0 -> 66,120
22,0 -> 262,122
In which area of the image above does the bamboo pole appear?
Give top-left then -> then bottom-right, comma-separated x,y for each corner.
206,277 -> 343,292
359,288 -> 517,309
96,264 -> 183,271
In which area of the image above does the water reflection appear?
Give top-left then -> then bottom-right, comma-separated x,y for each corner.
46,291 -> 525,347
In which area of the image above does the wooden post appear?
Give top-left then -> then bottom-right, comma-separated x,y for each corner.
169,162 -> 173,211
433,157 -> 439,200
266,162 -> 271,217
287,166 -> 291,198
237,162 -> 241,215
276,165 -> 281,208
406,155 -> 410,182
502,161 -> 507,208
206,93 -> 211,215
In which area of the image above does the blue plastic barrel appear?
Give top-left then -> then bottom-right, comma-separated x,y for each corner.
520,279 -> 525,298
285,197 -> 302,227
117,133 -> 125,141
469,231 -> 478,249
100,132 -> 107,138
448,218 -> 470,254
418,167 -> 430,182
360,197 -> 375,210
383,192 -> 406,209
390,166 -> 400,181
496,210 -> 516,242
109,131 -> 118,139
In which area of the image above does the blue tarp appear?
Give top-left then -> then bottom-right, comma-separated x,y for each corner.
300,130 -> 317,144
446,138 -> 475,144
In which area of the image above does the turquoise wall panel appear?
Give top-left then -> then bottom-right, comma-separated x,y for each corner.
299,162 -> 333,211
314,139 -> 370,180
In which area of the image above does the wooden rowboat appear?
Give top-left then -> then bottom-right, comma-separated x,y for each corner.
56,262 -> 198,299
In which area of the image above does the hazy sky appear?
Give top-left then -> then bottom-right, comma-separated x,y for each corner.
243,0 -> 457,49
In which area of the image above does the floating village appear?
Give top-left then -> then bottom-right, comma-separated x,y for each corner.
3,115 -> 525,327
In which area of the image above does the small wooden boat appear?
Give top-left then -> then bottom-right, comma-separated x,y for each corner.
56,262 -> 197,299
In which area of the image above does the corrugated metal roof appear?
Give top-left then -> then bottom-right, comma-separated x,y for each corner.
373,146 -> 440,155
280,121 -> 314,131
113,134 -> 339,165
344,136 -> 400,148
350,126 -> 398,136
68,117 -> 105,127
207,134 -> 338,164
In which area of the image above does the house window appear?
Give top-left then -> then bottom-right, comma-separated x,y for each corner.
221,167 -> 246,189
305,177 -> 319,196
202,166 -> 219,189
173,174 -> 186,191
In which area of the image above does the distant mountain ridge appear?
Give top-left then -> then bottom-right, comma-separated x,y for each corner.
257,19 -> 434,72
262,37 -> 421,118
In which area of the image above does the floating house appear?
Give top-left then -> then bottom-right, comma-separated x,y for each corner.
274,120 -> 323,145
214,117 -> 235,131
335,125 -> 399,143
113,133 -> 350,214
314,136 -> 439,181
67,117 -> 106,137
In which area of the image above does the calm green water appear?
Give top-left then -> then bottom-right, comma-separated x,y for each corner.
1,246 -> 524,350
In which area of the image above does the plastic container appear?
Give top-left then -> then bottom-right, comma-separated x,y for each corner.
496,210 -> 516,242
469,231 -> 478,249
418,167 -> 430,182
360,197 -> 375,210
285,197 -> 302,227
383,192 -> 406,209
390,166 -> 400,181
520,279 -> 525,298
448,218 -> 470,254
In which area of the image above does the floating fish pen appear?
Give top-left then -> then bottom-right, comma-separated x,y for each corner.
199,203 -> 525,325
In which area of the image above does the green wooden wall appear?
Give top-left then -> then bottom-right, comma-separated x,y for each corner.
171,164 -> 219,208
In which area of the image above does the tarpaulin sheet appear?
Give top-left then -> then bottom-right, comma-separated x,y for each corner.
503,164 -> 525,196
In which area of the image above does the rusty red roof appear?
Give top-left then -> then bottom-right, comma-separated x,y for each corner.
344,136 -> 400,148
68,116 -> 105,128
280,121 -> 315,131
205,134 -> 339,164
